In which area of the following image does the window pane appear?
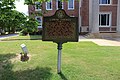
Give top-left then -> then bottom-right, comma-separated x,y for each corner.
102,0 -> 107,4
35,2 -> 41,10
101,14 -> 107,25
108,0 -> 110,4
36,17 -> 42,26
99,0 -> 110,4
99,0 -> 102,4
57,0 -> 63,9
36,17 -> 41,22
99,13 -> 110,27
99,14 -> 101,26
107,14 -> 110,25
69,0 -> 74,9
47,0 -> 52,9
58,0 -> 61,9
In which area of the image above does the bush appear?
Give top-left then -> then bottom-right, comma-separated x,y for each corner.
20,18 -> 38,35
19,30 -> 28,36
36,30 -> 42,35
29,30 -> 42,35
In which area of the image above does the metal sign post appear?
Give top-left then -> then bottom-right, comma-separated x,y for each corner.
57,43 -> 63,73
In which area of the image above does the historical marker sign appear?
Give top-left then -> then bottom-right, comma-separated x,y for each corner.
42,9 -> 79,74
42,9 -> 79,43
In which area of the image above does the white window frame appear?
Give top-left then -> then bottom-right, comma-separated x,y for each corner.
35,2 -> 41,11
99,12 -> 112,27
68,0 -> 74,10
35,16 -> 42,28
99,0 -> 112,5
56,0 -> 64,9
46,0 -> 52,10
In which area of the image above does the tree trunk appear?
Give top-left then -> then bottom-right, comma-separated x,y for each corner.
11,27 -> 16,33
8,27 -> 11,34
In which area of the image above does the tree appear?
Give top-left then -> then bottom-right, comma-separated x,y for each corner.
0,0 -> 27,34
8,10 -> 27,33
0,0 -> 58,35
0,0 -> 16,34
24,0 -> 50,5
20,18 -> 38,35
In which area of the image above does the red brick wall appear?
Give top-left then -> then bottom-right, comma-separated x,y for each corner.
28,0 -> 79,17
100,0 -> 118,27
28,0 -> 119,33
81,0 -> 89,26
65,0 -> 79,17
28,5 -> 35,16
99,0 -> 118,32
113,0 -> 118,4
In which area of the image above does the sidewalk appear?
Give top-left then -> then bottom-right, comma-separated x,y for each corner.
0,33 -> 19,40
79,36 -> 120,46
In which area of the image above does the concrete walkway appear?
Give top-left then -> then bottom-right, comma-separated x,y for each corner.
79,36 -> 120,46
0,34 -> 19,40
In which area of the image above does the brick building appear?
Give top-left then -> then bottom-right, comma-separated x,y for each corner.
28,0 -> 120,34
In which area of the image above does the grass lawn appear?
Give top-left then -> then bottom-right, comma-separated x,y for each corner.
0,35 -> 120,80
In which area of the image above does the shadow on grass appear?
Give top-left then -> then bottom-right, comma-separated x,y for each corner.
58,72 -> 68,80
30,35 -> 42,40
0,53 -> 16,80
15,67 -> 52,80
0,53 -> 52,80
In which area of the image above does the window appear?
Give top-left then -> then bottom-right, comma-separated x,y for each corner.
99,0 -> 111,5
35,16 -> 42,28
99,13 -> 111,27
35,2 -> 41,11
46,0 -> 52,10
68,0 -> 74,10
56,0 -> 63,9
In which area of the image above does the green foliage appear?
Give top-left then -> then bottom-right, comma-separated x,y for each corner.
0,10 -> 27,33
0,0 -> 27,34
0,0 -> 38,35
24,0 -> 51,5
24,0 -> 34,5
20,18 -> 38,35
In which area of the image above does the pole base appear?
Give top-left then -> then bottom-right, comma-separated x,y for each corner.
57,71 -> 61,74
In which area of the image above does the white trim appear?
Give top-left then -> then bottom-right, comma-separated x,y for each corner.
68,0 -> 74,10
99,31 -> 116,32
91,0 -> 99,33
79,0 -> 82,33
99,0 -> 112,5
89,0 -> 99,33
99,4 -> 112,6
117,0 -> 120,33
89,0 -> 92,32
99,12 -> 112,27
70,16 -> 75,17
56,0 -> 64,9
46,0 -> 52,10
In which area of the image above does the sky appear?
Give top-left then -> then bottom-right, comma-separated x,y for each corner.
15,0 -> 28,15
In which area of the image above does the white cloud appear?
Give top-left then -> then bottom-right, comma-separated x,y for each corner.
15,0 -> 28,15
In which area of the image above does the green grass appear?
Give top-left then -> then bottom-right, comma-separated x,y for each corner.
0,36 -> 120,80
1,35 -> 42,41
